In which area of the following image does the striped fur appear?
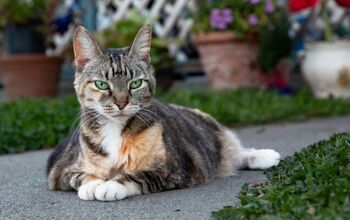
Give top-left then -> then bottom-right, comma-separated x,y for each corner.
47,25 -> 280,201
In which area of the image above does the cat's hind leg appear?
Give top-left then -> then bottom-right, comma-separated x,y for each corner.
239,148 -> 280,170
218,129 -> 280,176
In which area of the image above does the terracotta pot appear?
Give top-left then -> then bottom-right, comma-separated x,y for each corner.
193,32 -> 261,89
0,54 -> 63,100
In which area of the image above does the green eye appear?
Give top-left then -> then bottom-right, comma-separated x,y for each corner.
95,81 -> 110,90
129,79 -> 143,89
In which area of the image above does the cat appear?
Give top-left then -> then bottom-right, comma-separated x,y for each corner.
46,25 -> 280,201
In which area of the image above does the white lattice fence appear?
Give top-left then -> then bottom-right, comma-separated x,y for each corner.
97,0 -> 196,61
97,0 -> 195,38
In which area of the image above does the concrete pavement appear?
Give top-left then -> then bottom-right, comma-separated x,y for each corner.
0,116 -> 349,220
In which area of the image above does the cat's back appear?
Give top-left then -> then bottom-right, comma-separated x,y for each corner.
146,99 -> 235,183
149,99 -> 222,132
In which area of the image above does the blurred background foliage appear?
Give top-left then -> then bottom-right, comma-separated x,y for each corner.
97,11 -> 176,69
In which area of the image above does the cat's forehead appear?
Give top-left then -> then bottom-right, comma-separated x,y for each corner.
102,51 -> 132,80
88,48 -> 145,81
104,47 -> 129,59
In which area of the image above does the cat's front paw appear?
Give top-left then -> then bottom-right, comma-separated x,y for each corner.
94,181 -> 128,201
78,179 -> 105,200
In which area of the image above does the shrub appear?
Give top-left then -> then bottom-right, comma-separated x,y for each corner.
213,133 -> 350,219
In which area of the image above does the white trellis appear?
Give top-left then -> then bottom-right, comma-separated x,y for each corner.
97,0 -> 195,38
96,0 -> 196,62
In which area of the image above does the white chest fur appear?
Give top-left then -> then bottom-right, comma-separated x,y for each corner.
100,120 -> 125,163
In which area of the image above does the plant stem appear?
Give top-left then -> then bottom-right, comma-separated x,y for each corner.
322,0 -> 333,42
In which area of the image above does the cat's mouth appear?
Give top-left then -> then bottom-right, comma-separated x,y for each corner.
110,112 -> 126,117
109,110 -> 135,117
101,112 -> 130,123
102,106 -> 140,119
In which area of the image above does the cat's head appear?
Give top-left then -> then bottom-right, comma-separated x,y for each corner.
73,25 -> 155,121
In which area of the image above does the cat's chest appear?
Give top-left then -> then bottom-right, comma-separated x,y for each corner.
83,122 -> 166,178
100,121 -> 124,163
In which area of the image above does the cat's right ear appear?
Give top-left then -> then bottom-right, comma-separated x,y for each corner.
73,26 -> 102,71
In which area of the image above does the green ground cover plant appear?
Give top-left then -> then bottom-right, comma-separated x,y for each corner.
0,96 -> 77,154
212,133 -> 350,220
1,89 -> 350,154
157,89 -> 350,125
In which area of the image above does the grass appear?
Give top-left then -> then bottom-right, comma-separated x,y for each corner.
212,133 -> 350,220
1,89 -> 350,154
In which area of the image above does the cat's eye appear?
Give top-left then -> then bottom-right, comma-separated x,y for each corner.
95,81 -> 110,90
129,79 -> 143,89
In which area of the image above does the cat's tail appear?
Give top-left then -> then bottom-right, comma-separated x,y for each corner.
217,129 -> 280,176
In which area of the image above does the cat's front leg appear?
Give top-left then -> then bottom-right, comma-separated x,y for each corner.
92,180 -> 137,201
87,170 -> 169,201
72,172 -> 141,201
76,176 -> 105,200
67,172 -> 105,200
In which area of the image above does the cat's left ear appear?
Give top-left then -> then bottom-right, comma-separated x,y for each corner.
128,25 -> 152,64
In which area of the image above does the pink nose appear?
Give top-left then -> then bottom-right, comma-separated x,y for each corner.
112,93 -> 129,110
116,101 -> 128,110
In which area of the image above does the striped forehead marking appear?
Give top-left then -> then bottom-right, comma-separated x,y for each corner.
108,54 -> 115,79
106,53 -> 135,80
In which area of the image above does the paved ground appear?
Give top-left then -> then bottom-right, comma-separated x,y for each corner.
0,116 -> 349,220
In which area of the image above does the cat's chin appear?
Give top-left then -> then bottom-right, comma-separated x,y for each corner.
103,112 -> 132,123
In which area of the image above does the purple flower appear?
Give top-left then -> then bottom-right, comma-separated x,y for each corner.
249,0 -> 260,4
222,9 -> 233,23
248,14 -> 258,26
210,8 -> 233,31
265,0 -> 275,13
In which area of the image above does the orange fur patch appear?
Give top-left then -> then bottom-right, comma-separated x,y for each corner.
119,124 -> 166,173
80,123 -> 166,180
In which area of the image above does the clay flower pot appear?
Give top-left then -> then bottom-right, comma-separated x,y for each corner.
193,32 -> 261,89
0,54 -> 63,100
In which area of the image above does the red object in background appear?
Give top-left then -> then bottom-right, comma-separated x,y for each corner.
336,0 -> 350,7
289,0 -> 319,12
260,60 -> 289,89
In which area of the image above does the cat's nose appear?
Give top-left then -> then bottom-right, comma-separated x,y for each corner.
116,101 -> 128,110
113,93 -> 129,110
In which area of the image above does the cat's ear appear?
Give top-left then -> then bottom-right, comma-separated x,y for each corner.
73,26 -> 102,71
128,25 -> 152,64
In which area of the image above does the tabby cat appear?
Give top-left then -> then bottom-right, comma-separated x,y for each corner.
47,25 -> 280,201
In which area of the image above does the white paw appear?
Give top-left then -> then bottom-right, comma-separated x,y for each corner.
78,179 -> 105,200
94,181 -> 128,201
247,149 -> 280,170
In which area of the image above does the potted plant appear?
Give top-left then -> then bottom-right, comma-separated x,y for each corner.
192,0 -> 291,90
297,0 -> 350,98
97,12 -> 177,91
0,0 -> 63,100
